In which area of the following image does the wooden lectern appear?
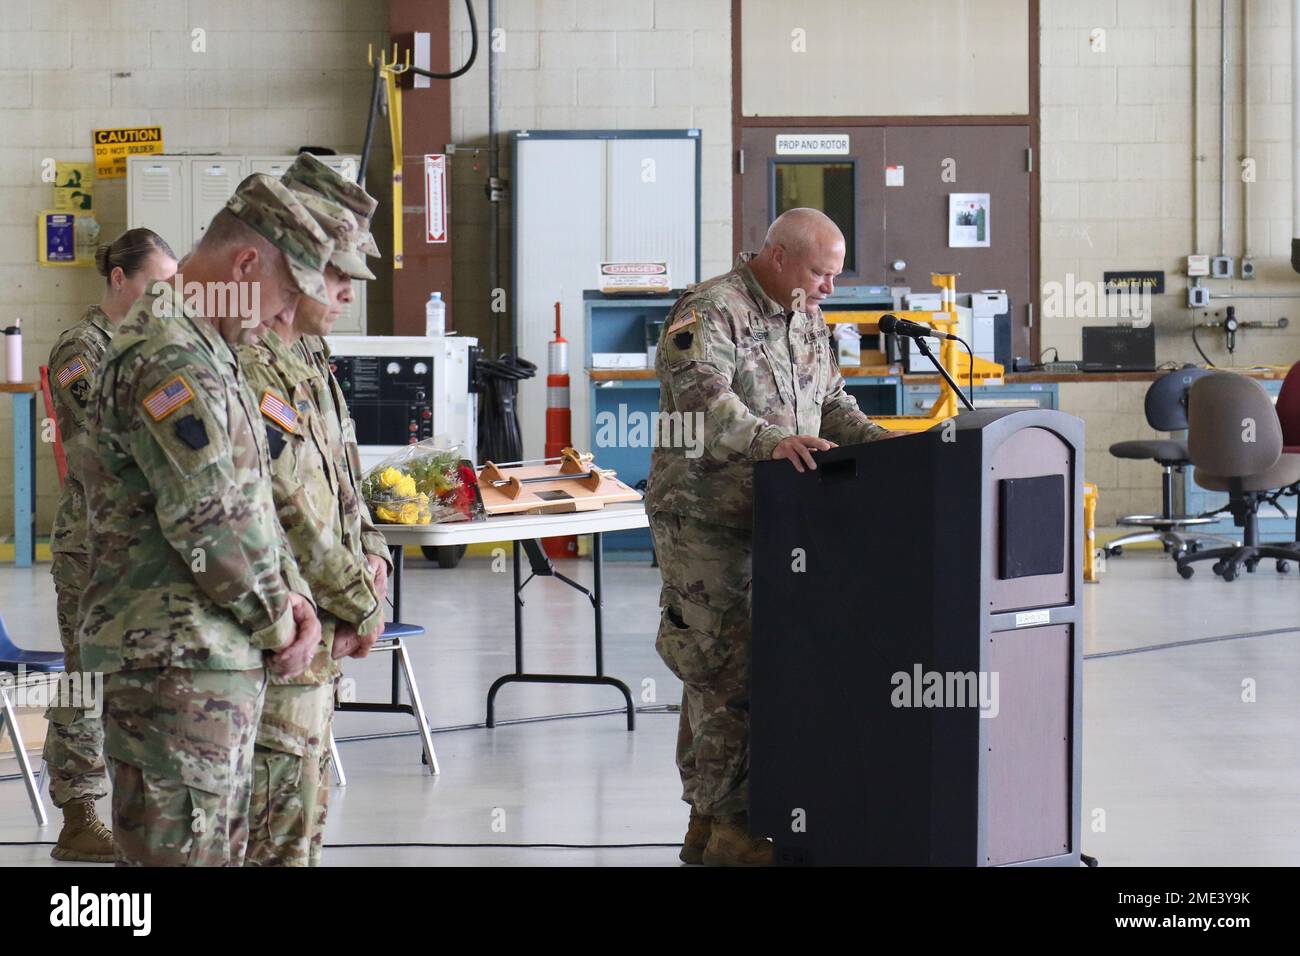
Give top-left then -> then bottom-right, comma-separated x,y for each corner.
750,409 -> 1085,866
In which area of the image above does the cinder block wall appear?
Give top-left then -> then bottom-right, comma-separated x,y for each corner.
4,0 -> 1298,537
447,0 -> 733,357
0,0 -> 388,535
1040,0 -> 1300,523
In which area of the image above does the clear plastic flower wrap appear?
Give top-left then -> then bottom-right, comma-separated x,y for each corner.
360,440 -> 484,525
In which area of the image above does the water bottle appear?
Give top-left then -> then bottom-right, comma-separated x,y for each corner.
425,292 -> 445,337
3,318 -> 21,384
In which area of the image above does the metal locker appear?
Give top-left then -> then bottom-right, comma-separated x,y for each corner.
190,156 -> 245,247
127,157 -> 188,259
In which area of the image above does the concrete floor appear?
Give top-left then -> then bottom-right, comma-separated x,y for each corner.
1,543 -> 1297,866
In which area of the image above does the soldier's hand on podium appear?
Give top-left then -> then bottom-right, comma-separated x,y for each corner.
772,434 -> 837,472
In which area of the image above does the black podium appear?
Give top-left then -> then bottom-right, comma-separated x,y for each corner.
751,409 -> 1084,866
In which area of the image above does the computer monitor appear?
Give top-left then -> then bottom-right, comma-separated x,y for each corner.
1081,325 -> 1156,372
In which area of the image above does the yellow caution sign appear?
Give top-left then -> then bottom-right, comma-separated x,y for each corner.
92,126 -> 164,179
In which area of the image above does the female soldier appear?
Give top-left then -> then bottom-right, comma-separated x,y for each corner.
45,228 -> 177,862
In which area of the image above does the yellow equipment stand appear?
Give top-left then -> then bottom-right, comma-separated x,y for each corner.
824,273 -> 1005,432
368,43 -> 408,270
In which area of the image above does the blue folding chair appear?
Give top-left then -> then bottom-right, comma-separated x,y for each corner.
330,620 -> 438,782
0,615 -> 62,825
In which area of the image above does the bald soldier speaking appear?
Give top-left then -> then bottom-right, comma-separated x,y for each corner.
645,207 -> 900,867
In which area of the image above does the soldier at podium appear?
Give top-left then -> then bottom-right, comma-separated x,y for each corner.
645,207 -> 900,866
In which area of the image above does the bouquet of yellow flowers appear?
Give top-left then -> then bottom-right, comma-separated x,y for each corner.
361,440 -> 484,525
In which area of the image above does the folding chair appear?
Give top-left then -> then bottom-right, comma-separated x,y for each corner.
0,616 -> 64,826
330,621 -> 438,782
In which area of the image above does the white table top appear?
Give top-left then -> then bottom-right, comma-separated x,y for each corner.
379,501 -> 649,547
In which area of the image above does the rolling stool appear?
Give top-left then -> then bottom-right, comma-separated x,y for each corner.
0,617 -> 63,825
329,621 -> 438,782
1107,368 -> 1228,560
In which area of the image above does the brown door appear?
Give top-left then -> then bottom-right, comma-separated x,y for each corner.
882,125 -> 1033,358
739,126 -> 885,283
739,123 -> 1034,357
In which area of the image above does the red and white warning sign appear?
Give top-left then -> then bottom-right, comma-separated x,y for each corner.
424,154 -> 447,243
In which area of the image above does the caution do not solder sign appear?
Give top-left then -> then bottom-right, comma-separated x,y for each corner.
92,127 -> 164,179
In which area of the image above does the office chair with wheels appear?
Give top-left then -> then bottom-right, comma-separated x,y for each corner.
1107,368 -> 1223,560
1175,374 -> 1300,580
1270,361 -> 1300,545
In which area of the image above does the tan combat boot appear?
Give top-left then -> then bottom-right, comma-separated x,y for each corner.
702,813 -> 774,867
679,810 -> 712,864
51,799 -> 115,863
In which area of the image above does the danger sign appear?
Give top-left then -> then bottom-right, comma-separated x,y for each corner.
93,127 -> 164,179
425,154 -> 447,243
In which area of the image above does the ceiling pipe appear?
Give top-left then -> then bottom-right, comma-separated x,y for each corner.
1219,0 -> 1228,259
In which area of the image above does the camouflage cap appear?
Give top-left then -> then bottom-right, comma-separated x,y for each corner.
282,153 -> 381,258
293,189 -> 376,282
225,174 -> 334,305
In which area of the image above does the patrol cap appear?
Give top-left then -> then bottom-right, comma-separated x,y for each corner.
281,152 -> 381,258
224,173 -> 334,305
293,189 -> 376,282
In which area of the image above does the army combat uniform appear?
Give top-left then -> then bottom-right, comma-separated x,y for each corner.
238,328 -> 381,866
280,150 -> 389,575
78,177 -> 335,866
44,305 -> 115,859
240,188 -> 383,867
644,253 -> 888,828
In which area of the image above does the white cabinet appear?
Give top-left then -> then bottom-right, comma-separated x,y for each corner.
189,156 -> 245,247
127,157 -> 187,261
128,154 -> 366,333
512,131 -> 700,460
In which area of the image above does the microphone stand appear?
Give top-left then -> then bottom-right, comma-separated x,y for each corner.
913,336 -> 976,411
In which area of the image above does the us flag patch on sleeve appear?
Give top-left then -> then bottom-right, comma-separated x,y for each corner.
667,308 -> 699,335
142,375 -> 195,421
259,390 -> 298,432
55,356 -> 89,388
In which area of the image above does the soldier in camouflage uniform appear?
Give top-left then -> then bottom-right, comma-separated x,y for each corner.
78,175 -> 333,866
281,152 -> 392,615
238,188 -> 383,867
645,208 -> 897,866
280,154 -> 393,865
45,228 -> 177,862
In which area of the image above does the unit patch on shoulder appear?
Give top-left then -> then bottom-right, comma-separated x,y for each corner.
55,356 -> 89,388
174,414 -> 209,450
265,425 -> 288,460
259,390 -> 298,433
142,375 -> 195,421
